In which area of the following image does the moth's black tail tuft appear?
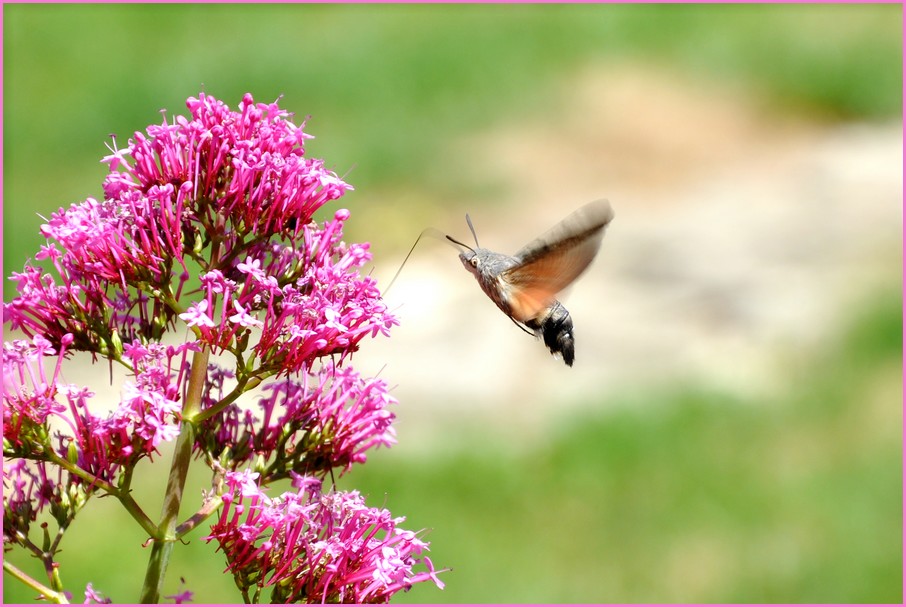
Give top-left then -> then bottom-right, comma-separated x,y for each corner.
526,302 -> 575,366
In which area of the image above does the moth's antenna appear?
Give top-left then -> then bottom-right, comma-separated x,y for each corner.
445,212 -> 480,252
465,213 -> 480,248
384,227 -> 446,296
445,234 -> 475,253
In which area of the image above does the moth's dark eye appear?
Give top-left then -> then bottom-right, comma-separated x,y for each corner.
470,257 -> 479,268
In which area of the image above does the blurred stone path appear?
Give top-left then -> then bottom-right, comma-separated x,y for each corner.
359,65 -> 902,450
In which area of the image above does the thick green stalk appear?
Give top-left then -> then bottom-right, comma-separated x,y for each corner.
139,348 -> 209,603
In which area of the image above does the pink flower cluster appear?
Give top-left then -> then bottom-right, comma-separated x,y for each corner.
2,335 -> 189,546
179,208 -> 396,374
205,471 -> 444,603
3,334 -> 70,452
4,198 -> 180,353
198,360 -> 397,479
3,93 -> 441,601
5,93 -> 396,376
3,458 -> 69,544
3,334 -> 190,484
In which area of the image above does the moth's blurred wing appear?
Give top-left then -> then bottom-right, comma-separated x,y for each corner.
502,199 -> 614,322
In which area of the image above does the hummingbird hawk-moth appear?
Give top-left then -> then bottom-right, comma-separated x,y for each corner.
446,199 -> 614,366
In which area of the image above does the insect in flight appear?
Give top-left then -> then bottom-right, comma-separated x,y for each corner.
445,199 -> 614,366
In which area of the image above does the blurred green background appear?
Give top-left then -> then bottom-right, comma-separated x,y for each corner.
3,3 -> 902,604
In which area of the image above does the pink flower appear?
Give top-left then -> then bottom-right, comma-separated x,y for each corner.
164,578 -> 194,604
227,300 -> 262,329
179,300 -> 216,328
83,583 -> 111,604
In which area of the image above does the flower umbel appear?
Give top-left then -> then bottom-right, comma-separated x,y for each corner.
205,471 -> 444,603
3,335 -> 190,481
197,360 -> 397,480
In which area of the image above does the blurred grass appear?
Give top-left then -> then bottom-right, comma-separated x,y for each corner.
4,290 -> 898,603
3,4 -> 902,299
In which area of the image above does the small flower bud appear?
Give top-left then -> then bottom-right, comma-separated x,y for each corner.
59,488 -> 71,510
109,329 -> 124,358
253,453 -> 267,476
67,441 -> 79,465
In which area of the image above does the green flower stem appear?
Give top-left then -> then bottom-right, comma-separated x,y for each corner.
46,556 -> 65,594
42,448 -> 117,495
42,448 -> 158,540
139,347 -> 209,604
117,492 -> 160,541
3,561 -> 69,604
193,373 -> 265,424
175,494 -> 223,539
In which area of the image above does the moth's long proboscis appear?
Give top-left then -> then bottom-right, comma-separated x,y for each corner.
384,227 -> 447,296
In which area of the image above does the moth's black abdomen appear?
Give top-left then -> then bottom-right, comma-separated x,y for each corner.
526,302 -> 575,366
549,316 -> 576,367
